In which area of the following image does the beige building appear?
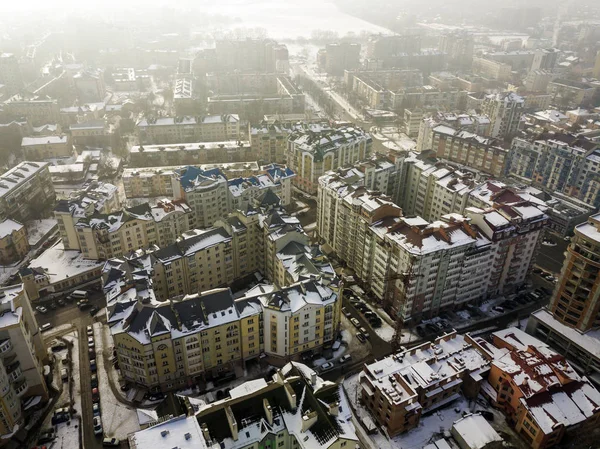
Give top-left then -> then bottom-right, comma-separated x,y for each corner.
481,92 -> 524,139
472,57 -> 512,81
0,162 -> 55,223
0,284 -> 49,442
288,126 -> 371,194
21,135 -> 72,160
136,115 -> 241,145
3,95 -> 60,126
0,219 -> 29,264
123,167 -> 179,198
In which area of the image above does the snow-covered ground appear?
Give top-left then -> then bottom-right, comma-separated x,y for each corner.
26,218 -> 58,247
93,322 -> 140,439
42,323 -> 75,341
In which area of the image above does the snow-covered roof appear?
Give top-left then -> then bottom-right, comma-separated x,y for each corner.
137,114 -> 240,127
451,414 -> 502,449
129,415 -> 205,449
0,162 -> 49,200
22,135 -> 68,146
0,219 -> 24,239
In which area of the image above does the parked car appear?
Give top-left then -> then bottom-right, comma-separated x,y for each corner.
339,354 -> 352,364
37,429 -> 56,444
90,306 -> 100,316
341,307 -> 351,317
492,306 -> 504,313
61,368 -> 68,382
57,299 -> 66,307
359,327 -> 370,339
103,438 -> 120,447
350,318 -> 360,328
356,332 -> 366,343
319,362 -> 334,372
369,317 -> 382,328
35,306 -> 48,314
92,403 -> 101,417
90,360 -> 97,373
39,323 -> 53,332
78,302 -> 92,311
479,410 -> 494,421
92,388 -> 100,403
89,348 -> 96,360
87,325 -> 93,336
49,302 -> 57,310
51,408 -> 70,425
416,325 -> 426,337
88,337 -> 95,348
364,311 -> 376,318
91,374 -> 98,388
93,416 -> 103,436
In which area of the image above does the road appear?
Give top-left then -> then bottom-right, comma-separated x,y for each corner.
35,290 -> 106,331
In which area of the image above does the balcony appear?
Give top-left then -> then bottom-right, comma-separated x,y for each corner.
0,339 -> 12,355
13,378 -> 28,397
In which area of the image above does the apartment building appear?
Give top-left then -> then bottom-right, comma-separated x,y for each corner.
0,284 -> 49,442
439,32 -> 474,70
548,79 -> 596,107
0,162 -> 55,223
55,199 -> 194,260
129,363 -> 356,449
122,167 -> 178,198
0,220 -> 29,264
416,112 -> 491,152
108,277 -> 340,388
390,86 -> 467,112
3,94 -> 60,126
509,133 -> 600,208
136,115 -> 241,145
318,42 -> 361,75
249,121 -> 331,164
546,213 -> 600,331
484,328 -> 600,449
472,57 -> 512,81
21,135 -> 72,160
129,140 -> 253,168
228,165 -> 295,211
360,332 -> 493,436
0,53 -> 23,95
481,92 -> 524,139
288,126 -> 371,194
430,124 -> 509,177
69,120 -> 110,147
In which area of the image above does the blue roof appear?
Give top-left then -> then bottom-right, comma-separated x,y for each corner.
178,166 -> 225,189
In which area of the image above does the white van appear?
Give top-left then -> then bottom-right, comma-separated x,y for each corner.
40,323 -> 53,332
70,290 -> 88,300
60,368 -> 68,381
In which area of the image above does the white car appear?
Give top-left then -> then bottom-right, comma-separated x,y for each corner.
319,362 -> 334,372
87,325 -> 93,336
339,354 -> 352,364
93,416 -> 103,436
88,337 -> 95,348
36,306 -> 48,314
350,318 -> 361,328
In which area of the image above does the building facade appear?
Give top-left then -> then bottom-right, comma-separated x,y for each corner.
136,115 -> 241,145
0,220 -> 29,265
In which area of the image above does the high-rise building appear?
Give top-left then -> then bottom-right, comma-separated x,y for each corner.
0,284 -> 49,440
530,48 -> 559,71
548,213 -> 600,331
0,54 -> 23,95
481,92 -> 524,139
318,42 -> 361,76
594,50 -> 600,78
439,33 -> 474,70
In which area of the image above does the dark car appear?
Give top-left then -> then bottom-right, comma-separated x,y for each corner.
51,343 -> 68,352
90,360 -> 97,373
91,374 -> 98,388
479,410 -> 494,421
416,325 -> 426,337
37,429 -> 56,444
356,332 -> 366,343
89,348 -> 96,360
92,387 -> 100,403
90,306 -> 100,316
78,302 -> 92,311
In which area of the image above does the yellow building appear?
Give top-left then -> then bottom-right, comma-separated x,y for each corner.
21,135 -> 72,161
0,219 -> 29,264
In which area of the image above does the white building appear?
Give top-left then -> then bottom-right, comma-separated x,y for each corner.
481,92 -> 524,139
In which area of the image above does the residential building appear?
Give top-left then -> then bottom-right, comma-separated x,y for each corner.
484,328 -> 600,449
0,284 -> 49,442
210,38 -> 289,73
172,166 -> 230,229
594,50 -> 600,78
249,121 -> 331,164
136,115 -> 241,145
21,135 -> 72,160
69,120 -> 110,147
546,213 -> 600,331
288,126 -> 371,194
390,86 -> 467,112
123,167 -> 179,198
173,77 -> 194,115
3,95 -> 60,126
318,42 -> 361,75
73,69 -> 106,102
530,48 -> 559,71
0,220 -> 29,264
481,92 -> 524,139
439,33 -> 474,70
129,363 -> 356,449
523,70 -> 553,93
548,79 -> 596,107
0,53 -> 23,95
129,140 -> 253,168
430,125 -> 509,177
0,162 -> 55,223
508,133 -> 600,208
68,200 -> 194,260
485,50 -> 535,71
416,112 -> 491,152
360,332 -> 494,436
472,57 -> 512,81
228,165 -> 295,211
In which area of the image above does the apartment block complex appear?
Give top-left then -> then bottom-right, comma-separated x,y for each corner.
343,69 -> 424,109
288,126 -> 371,194
3,94 -> 60,126
360,332 -> 493,436
249,121 -> 331,164
0,284 -> 49,441
129,363 -> 356,449
484,328 -> 600,449
56,199 -> 193,260
129,140 -> 253,168
136,115 -> 241,145
428,125 -> 508,177
472,57 -> 512,81
318,42 -> 361,75
509,133 -> 600,208
416,112 -> 491,152
0,162 -> 55,223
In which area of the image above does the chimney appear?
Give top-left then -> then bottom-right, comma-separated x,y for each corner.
310,370 -> 317,386
225,406 -> 238,441
284,382 -> 297,410
328,401 -> 340,416
301,410 -> 318,432
263,398 -> 273,425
